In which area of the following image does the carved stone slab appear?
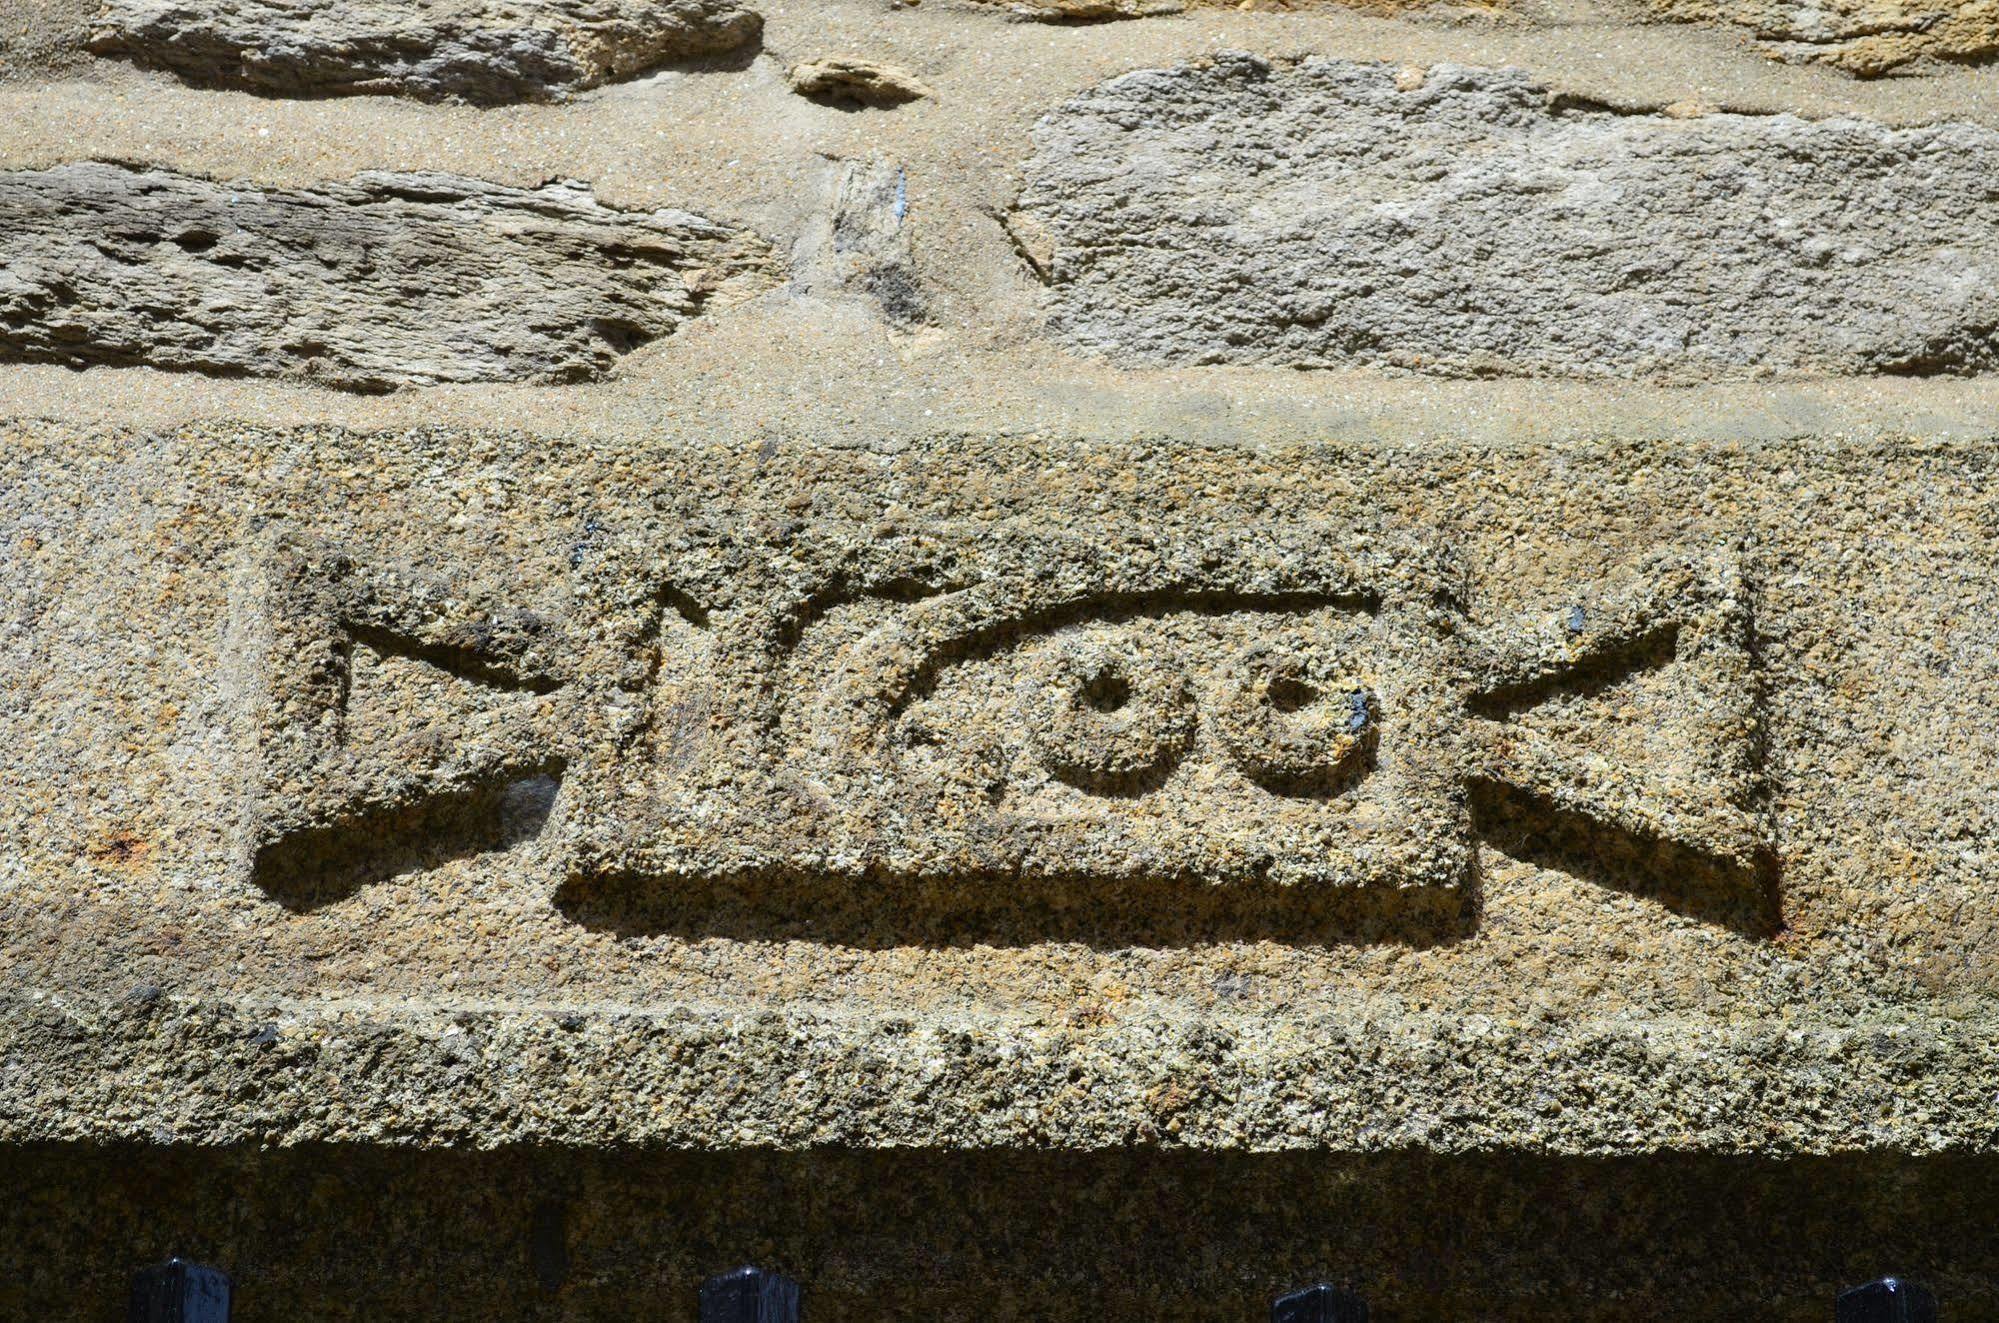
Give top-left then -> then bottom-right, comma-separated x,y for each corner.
235,517 -> 1770,929
240,534 -> 570,890
7,424 -> 1994,1159
560,523 -> 1467,898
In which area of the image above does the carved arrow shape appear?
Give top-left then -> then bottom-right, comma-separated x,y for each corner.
242,533 -> 570,900
1464,545 -> 1769,874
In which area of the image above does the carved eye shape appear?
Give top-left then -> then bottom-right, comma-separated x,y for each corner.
1018,637 -> 1195,791
1212,641 -> 1378,795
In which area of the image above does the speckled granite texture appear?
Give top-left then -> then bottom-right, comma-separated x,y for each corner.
3,424 -> 1996,1157
5,0 -> 1999,1307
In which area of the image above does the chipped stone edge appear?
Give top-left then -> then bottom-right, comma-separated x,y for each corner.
3,991 -> 1992,1154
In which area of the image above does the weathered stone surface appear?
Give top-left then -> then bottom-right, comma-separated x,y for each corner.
4,424 -> 1997,1158
89,0 -> 764,102
788,56 -> 932,106
1650,0 -> 1999,76
0,0 -> 100,80
1016,55 -> 1999,381
0,163 -> 773,391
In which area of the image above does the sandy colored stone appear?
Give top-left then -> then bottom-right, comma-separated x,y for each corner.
0,162 -> 774,391
1017,54 -> 1999,381
0,0 -> 96,79
1650,0 -> 1999,76
90,0 -> 763,102
3,422 -> 1998,1162
3,0 -> 1999,1306
788,55 -> 932,105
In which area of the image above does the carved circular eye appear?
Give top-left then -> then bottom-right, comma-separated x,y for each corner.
1020,638 -> 1194,791
1213,642 -> 1378,794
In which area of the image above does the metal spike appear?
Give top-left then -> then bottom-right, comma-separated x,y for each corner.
128,1258 -> 232,1323
1272,1282 -> 1368,1323
700,1265 -> 801,1323
1836,1277 -> 1939,1323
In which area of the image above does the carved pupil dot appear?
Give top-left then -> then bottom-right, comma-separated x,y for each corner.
1079,667 -> 1131,713
1266,676 -> 1319,714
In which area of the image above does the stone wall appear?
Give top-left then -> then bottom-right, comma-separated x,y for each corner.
2,0 -> 1998,1313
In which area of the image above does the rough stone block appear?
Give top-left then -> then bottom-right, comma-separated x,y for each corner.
1016,55 -> 1999,381
0,163 -> 772,390
90,0 -> 764,102
1648,0 -> 1999,76
788,57 -> 931,107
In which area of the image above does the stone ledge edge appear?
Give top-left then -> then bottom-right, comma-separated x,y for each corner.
3,993 -> 1992,1155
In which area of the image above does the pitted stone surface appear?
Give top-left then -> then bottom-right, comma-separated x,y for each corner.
1015,55 -> 1999,382
222,508 -> 1760,908
0,162 -> 773,390
90,0 -> 763,102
